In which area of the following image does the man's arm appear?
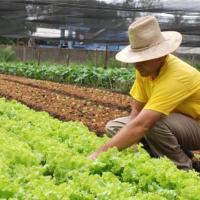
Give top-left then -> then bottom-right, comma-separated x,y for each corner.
88,109 -> 164,160
130,99 -> 145,119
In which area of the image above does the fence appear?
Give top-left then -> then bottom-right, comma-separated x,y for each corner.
0,45 -> 199,67
0,45 -> 123,67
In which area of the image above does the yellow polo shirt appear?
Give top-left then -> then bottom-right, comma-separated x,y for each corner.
130,54 -> 200,120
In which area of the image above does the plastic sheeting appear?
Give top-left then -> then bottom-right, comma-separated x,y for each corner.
0,0 -> 200,47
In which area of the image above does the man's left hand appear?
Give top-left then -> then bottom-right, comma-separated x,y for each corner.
87,151 -> 100,161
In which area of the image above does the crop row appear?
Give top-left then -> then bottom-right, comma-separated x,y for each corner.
0,62 -> 135,93
1,98 -> 200,199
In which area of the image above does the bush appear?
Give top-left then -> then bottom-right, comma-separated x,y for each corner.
0,37 -> 16,45
0,47 -> 17,62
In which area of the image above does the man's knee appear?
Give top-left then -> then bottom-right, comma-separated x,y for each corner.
105,116 -> 131,137
105,120 -> 118,137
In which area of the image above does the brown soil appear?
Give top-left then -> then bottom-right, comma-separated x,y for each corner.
0,74 -> 130,135
0,74 -> 133,110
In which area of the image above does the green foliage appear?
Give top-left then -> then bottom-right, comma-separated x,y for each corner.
0,62 -> 135,93
195,63 -> 200,71
0,98 -> 200,199
0,47 -> 17,62
0,37 -> 16,45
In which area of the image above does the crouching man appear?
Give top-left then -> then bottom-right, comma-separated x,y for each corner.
88,16 -> 200,172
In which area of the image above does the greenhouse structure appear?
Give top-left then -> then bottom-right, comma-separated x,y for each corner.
0,0 -> 200,199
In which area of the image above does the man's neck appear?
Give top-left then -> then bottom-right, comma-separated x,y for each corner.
151,57 -> 166,79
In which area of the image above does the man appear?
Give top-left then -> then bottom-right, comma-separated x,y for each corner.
88,15 -> 200,171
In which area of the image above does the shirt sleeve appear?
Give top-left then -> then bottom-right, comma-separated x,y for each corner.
144,76 -> 193,115
129,71 -> 148,103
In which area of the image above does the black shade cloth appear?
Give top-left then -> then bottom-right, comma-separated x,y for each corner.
0,0 -> 200,47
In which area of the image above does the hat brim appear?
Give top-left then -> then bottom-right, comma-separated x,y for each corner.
115,31 -> 182,63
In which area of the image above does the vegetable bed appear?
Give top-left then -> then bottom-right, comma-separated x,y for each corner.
0,62 -> 135,93
0,98 -> 200,200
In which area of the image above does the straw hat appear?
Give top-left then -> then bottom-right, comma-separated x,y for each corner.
116,16 -> 182,63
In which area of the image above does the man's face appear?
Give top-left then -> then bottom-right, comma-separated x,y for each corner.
134,57 -> 164,77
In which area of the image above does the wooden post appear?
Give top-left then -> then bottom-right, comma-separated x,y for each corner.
37,48 -> 41,65
95,48 -> 98,67
23,46 -> 26,62
104,44 -> 108,68
33,46 -> 36,62
66,49 -> 71,66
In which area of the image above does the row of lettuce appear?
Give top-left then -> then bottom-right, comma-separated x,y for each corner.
0,97 -> 200,200
0,62 -> 134,93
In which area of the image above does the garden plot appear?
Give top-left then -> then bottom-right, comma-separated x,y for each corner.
0,74 -> 130,135
0,74 -> 133,110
